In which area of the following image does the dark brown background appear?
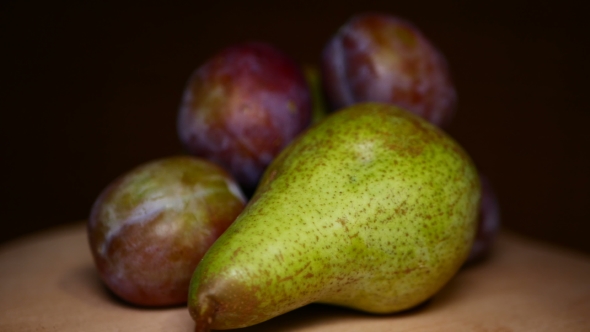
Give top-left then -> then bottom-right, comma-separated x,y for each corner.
1,1 -> 589,253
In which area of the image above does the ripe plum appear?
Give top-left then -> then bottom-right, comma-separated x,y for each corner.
321,13 -> 457,127
178,42 -> 312,193
88,156 -> 246,306
467,175 -> 501,264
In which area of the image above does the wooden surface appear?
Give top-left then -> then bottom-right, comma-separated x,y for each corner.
1,223 -> 589,331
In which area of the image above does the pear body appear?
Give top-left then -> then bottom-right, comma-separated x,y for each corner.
188,103 -> 480,330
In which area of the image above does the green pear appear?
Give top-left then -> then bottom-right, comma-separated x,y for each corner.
188,102 -> 480,331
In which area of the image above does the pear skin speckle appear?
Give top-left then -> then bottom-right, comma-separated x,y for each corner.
188,102 -> 480,330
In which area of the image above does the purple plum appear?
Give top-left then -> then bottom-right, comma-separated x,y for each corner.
87,156 -> 246,306
177,42 -> 312,193
466,175 -> 501,263
321,13 -> 457,127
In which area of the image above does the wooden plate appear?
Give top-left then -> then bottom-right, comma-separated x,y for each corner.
1,223 -> 589,331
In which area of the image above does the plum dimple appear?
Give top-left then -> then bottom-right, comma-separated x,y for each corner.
177,42 -> 312,193
321,13 -> 457,127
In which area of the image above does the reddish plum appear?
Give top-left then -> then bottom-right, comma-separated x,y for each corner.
177,42 -> 312,193
88,156 -> 246,306
321,13 -> 457,127
466,175 -> 501,264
